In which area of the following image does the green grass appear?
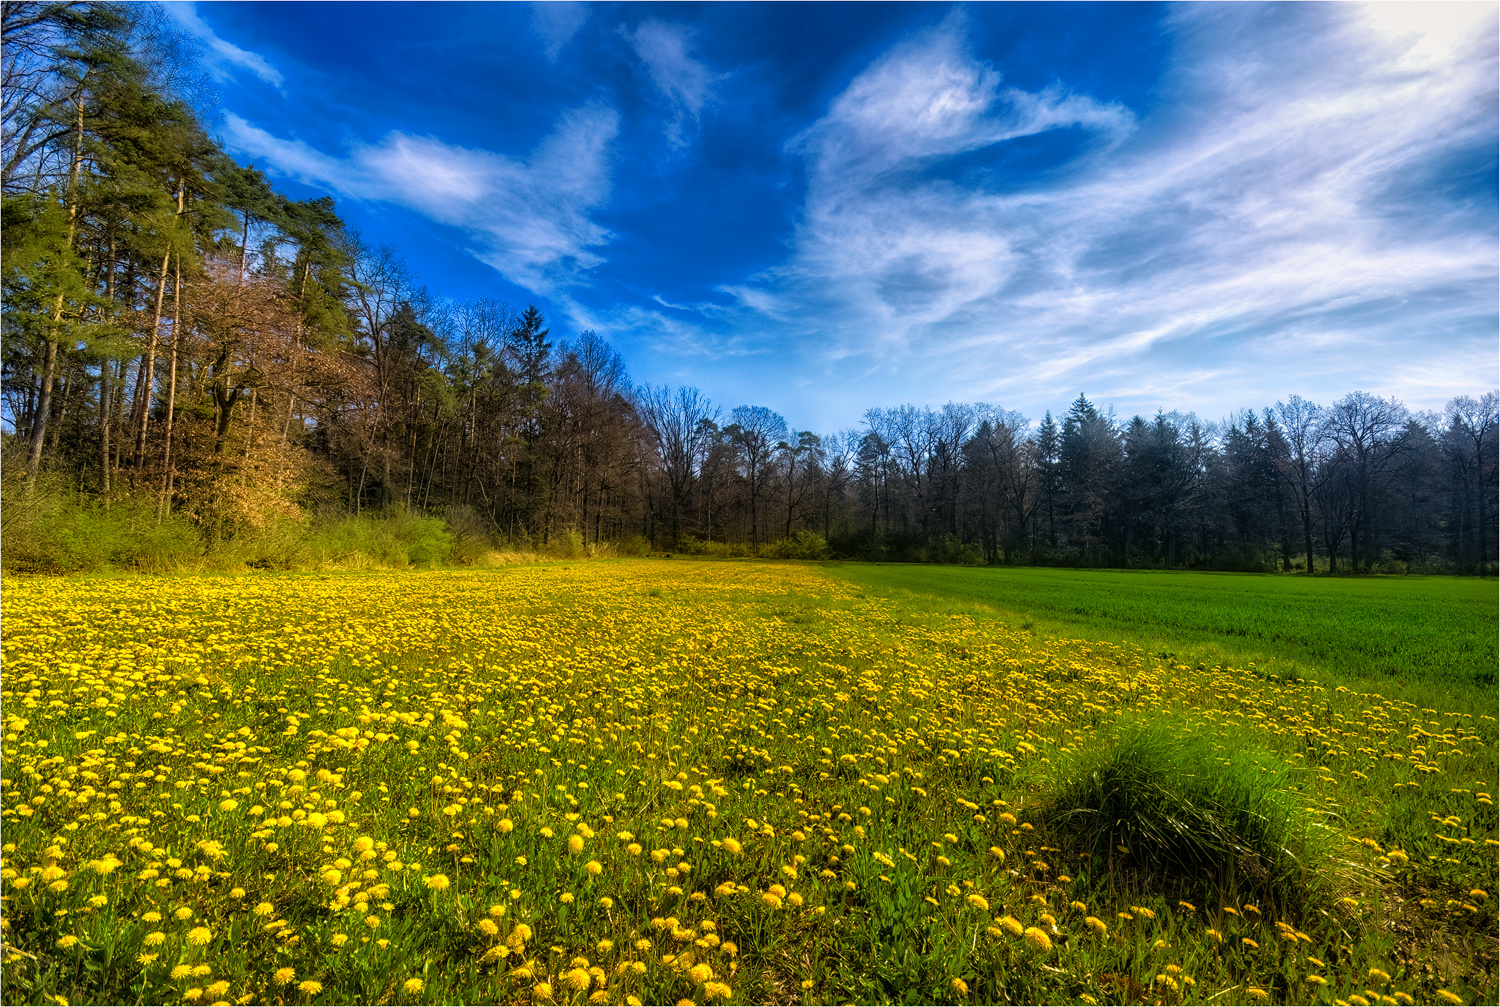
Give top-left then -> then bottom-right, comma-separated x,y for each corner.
827,564 -> 1498,693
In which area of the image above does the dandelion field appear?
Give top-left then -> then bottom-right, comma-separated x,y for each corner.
1,560 -> 1495,1006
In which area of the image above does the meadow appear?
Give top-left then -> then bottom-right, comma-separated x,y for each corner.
0,559 -> 1495,1006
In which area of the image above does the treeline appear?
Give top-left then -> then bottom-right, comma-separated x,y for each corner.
4,2 -> 1497,575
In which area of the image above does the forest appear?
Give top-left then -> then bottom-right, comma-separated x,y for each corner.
4,2 -> 1497,575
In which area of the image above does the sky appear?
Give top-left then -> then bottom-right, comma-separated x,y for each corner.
168,1 -> 1497,434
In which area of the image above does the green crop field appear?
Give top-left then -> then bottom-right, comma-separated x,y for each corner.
828,564 -> 1499,696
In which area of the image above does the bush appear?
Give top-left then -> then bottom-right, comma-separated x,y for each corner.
762,530 -> 832,560
206,508 -> 454,570
444,505 -> 495,565
1039,720 -> 1329,914
1,480 -> 202,574
549,529 -> 586,559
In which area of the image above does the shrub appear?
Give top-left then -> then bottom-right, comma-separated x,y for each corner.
1,479 -> 201,574
549,529 -> 587,559
1039,720 -> 1329,914
762,530 -> 832,560
444,505 -> 495,565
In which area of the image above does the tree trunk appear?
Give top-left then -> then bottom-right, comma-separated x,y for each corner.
26,92 -> 85,491
133,247 -> 171,467
25,337 -> 58,488
157,256 -> 182,520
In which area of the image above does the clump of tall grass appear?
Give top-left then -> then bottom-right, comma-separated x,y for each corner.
1040,720 -> 1332,915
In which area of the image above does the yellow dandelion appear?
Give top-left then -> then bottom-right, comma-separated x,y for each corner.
1023,927 -> 1053,952
297,980 -> 323,995
950,977 -> 970,996
274,968 -> 296,984
424,874 -> 450,891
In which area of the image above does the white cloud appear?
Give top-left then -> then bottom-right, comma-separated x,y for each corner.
532,2 -> 588,62
625,20 -> 723,148
163,2 -> 283,88
721,6 -> 1497,420
222,106 -> 619,293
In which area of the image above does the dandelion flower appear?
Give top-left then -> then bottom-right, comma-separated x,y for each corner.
569,835 -> 586,854
585,860 -> 603,875
424,874 -> 450,891
274,968 -> 296,984
143,931 -> 166,947
403,978 -> 423,994
297,980 -> 323,995
950,978 -> 970,996
1022,927 -> 1053,952
721,838 -> 742,855
186,927 -> 212,945
999,916 -> 1024,937
56,936 -> 79,949
533,981 -> 554,1001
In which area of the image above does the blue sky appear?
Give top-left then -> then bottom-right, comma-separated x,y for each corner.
171,1 -> 1497,433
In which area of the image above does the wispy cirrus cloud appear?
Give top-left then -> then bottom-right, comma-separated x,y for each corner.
625,20 -> 724,148
532,1 -> 588,62
223,106 -> 619,293
718,4 -> 1496,420
163,1 -> 283,88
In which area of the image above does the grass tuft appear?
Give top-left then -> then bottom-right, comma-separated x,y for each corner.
1042,721 -> 1330,914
